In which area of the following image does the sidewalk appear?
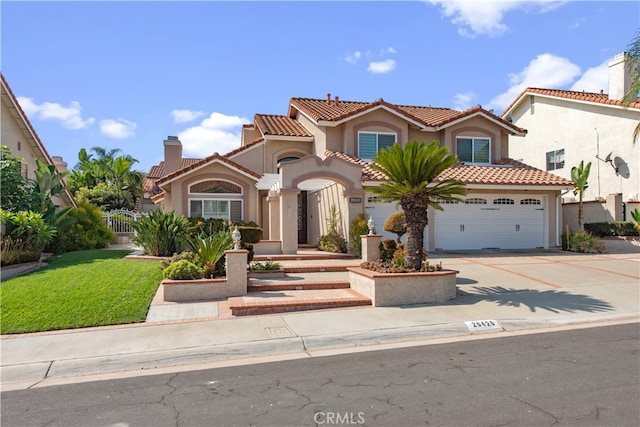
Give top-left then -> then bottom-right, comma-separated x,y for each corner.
1,249 -> 638,391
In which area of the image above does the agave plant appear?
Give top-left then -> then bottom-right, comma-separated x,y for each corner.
184,230 -> 234,278
129,210 -> 190,256
630,208 -> 640,232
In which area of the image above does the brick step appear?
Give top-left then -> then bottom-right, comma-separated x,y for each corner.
283,266 -> 352,273
228,289 -> 371,316
247,280 -> 350,292
253,253 -> 357,262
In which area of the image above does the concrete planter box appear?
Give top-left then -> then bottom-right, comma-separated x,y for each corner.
348,267 -> 459,307
162,277 -> 246,302
247,269 -> 286,279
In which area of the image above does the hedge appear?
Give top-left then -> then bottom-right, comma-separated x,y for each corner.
584,221 -> 639,237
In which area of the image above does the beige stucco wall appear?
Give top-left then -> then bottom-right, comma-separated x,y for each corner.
308,183 -> 350,246
1,99 -> 41,183
265,140 -> 314,174
339,109 -> 409,157
163,162 -> 260,222
507,96 -> 640,203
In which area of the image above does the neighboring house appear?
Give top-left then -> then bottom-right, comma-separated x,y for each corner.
1,73 -> 75,209
502,52 -> 640,229
151,94 -> 573,254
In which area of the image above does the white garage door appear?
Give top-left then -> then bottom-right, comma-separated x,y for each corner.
364,195 -> 427,243
434,195 -> 545,250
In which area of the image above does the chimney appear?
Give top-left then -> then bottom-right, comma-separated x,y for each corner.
326,93 -> 331,104
334,95 -> 339,106
608,52 -> 633,101
51,156 -> 67,173
163,135 -> 183,175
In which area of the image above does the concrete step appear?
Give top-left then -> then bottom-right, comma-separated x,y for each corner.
228,289 -> 371,316
247,280 -> 350,292
253,253 -> 357,262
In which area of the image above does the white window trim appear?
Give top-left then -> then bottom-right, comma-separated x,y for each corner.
358,131 -> 397,161
456,136 -> 491,165
188,198 -> 243,221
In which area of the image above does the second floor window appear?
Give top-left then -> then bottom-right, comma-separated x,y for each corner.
358,132 -> 396,161
456,137 -> 490,164
546,149 -> 564,171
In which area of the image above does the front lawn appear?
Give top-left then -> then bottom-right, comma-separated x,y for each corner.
0,250 -> 163,334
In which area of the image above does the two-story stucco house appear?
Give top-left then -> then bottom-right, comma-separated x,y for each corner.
1,73 -> 75,209
151,94 -> 573,254
502,53 -> 640,229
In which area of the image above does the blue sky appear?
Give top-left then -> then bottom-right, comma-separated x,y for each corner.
2,1 -> 638,173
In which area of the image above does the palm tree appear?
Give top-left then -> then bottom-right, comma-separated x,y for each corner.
368,140 -> 466,270
622,30 -> 640,142
571,160 -> 592,230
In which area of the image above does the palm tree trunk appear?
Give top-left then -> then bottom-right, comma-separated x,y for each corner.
403,206 -> 428,270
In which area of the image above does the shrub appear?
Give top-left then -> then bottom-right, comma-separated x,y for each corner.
631,209 -> 640,232
236,225 -> 262,244
384,211 -> 406,243
379,239 -> 397,261
162,259 -> 203,280
319,231 -> 348,253
1,210 -> 56,265
45,202 -> 115,254
130,210 -> 190,256
349,212 -> 370,255
160,250 -> 200,271
75,182 -> 136,211
188,217 -> 227,237
184,230 -> 233,278
319,205 -> 347,254
584,221 -> 639,237
566,229 -> 607,253
249,260 -> 282,271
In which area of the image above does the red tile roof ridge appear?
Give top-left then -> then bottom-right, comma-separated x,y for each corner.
224,138 -> 264,157
502,86 -> 640,116
155,152 -> 260,185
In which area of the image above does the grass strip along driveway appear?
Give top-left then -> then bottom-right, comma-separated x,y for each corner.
1,250 -> 163,335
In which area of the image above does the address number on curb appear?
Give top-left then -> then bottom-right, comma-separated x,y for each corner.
464,319 -> 502,332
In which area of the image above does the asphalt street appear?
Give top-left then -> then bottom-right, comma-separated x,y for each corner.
2,322 -> 639,427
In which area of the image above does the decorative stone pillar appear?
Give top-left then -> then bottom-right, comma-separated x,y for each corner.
361,234 -> 382,262
279,188 -> 300,254
266,190 -> 280,241
225,249 -> 248,296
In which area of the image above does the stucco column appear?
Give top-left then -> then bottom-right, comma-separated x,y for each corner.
266,190 -> 281,241
225,249 -> 248,296
606,193 -> 623,221
279,188 -> 300,254
361,234 -> 382,262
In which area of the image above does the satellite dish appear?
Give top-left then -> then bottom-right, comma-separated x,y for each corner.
604,152 -> 613,163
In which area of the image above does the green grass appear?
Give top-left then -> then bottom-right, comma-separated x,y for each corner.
0,249 -> 163,334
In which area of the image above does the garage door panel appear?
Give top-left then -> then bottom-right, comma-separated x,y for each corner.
435,196 -> 545,250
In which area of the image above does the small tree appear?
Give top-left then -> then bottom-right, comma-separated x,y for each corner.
571,160 -> 591,230
384,211 -> 406,243
369,140 -> 466,270
0,145 -> 29,212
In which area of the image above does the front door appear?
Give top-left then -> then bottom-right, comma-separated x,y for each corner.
298,191 -> 307,244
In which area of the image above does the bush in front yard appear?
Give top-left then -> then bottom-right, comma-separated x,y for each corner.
46,202 -> 115,254
349,212 -> 370,255
162,259 -> 203,280
565,229 -> 607,253
584,221 -> 639,237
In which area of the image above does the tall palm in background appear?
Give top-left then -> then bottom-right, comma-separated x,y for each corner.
368,140 -> 466,270
622,30 -> 640,142
571,160 -> 592,230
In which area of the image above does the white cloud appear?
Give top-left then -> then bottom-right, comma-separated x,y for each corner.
427,0 -> 565,37
488,53 -> 581,111
100,118 -> 136,139
453,92 -> 476,111
570,59 -> 609,93
17,97 -> 95,129
345,51 -> 362,64
171,109 -> 206,123
177,112 -> 249,157
368,59 -> 396,74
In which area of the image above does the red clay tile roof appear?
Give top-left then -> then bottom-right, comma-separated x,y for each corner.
325,150 -> 573,187
144,158 -> 202,195
254,114 -> 313,137
289,96 -> 524,134
502,87 -> 640,117
155,153 -> 261,186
